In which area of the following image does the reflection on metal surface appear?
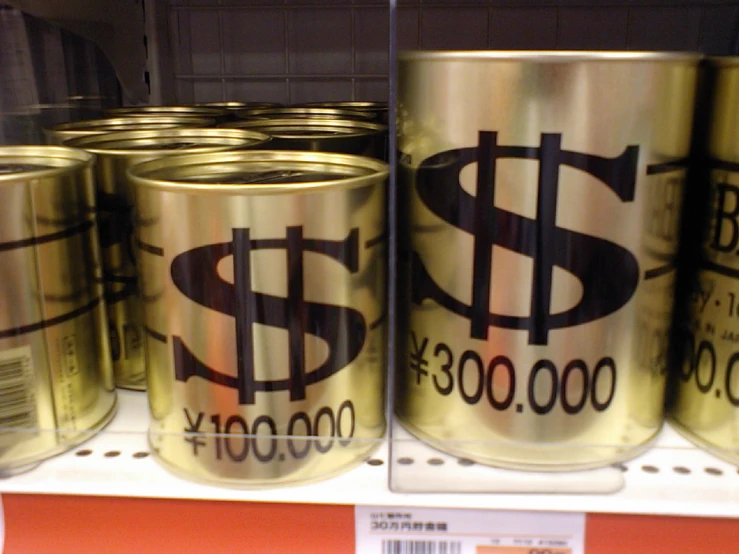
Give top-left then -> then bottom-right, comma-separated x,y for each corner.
397,51 -> 699,470
0,145 -> 116,471
66,129 -> 270,390
129,150 -> 388,486
235,106 -> 375,122
44,116 -> 215,145
671,57 -> 739,465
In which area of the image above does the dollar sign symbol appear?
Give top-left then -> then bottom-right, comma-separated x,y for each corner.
170,226 -> 366,405
412,131 -> 641,345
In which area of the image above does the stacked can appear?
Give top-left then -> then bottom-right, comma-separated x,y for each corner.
671,57 -> 739,465
235,107 -> 375,122
129,150 -> 388,486
44,116 -> 215,145
0,146 -> 116,472
296,102 -> 389,125
397,51 -> 699,470
221,118 -> 387,160
66,128 -> 271,390
106,106 -> 230,124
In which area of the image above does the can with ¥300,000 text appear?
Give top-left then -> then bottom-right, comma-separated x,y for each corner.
129,150 -> 387,486
220,118 -> 388,160
44,116 -> 216,145
0,146 -> 117,473
66,128 -> 271,391
397,51 -> 699,471
671,57 -> 739,465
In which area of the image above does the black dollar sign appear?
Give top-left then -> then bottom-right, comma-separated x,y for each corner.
413,131 -> 640,345
170,226 -> 366,405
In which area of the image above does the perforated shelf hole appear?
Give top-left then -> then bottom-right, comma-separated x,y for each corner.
705,467 -> 723,476
673,466 -> 691,475
104,451 -> 121,458
427,458 -> 444,466
366,458 -> 384,466
75,449 -> 92,457
132,452 -> 150,459
641,465 -> 659,474
397,457 -> 414,465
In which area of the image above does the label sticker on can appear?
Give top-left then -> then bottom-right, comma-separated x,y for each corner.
0,346 -> 37,436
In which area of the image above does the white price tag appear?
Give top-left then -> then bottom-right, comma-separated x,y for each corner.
355,506 -> 585,554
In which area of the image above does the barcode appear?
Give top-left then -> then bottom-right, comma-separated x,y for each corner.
0,349 -> 36,432
381,541 -> 462,554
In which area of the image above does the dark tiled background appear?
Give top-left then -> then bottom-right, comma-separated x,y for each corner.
166,0 -> 739,103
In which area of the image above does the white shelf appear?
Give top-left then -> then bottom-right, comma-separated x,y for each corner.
0,390 -> 737,519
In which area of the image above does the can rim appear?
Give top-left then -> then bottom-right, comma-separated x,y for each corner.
219,118 -> 387,137
0,145 -> 94,183
193,101 -> 284,109
296,101 -> 388,112
708,56 -> 739,67
399,50 -> 702,63
128,150 -> 389,195
64,128 -> 271,156
49,116 -> 215,132
105,105 -> 229,118
235,106 -> 376,121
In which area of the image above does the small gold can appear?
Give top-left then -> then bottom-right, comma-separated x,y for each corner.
296,101 -> 389,124
129,150 -> 388,486
397,51 -> 699,470
66,129 -> 271,390
671,57 -> 739,465
44,116 -> 216,145
106,105 -> 230,123
0,146 -> 117,472
221,118 -> 387,160
235,106 -> 375,122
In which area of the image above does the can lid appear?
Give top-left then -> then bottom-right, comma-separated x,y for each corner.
48,116 -> 215,136
0,146 -> 94,184
220,118 -> 387,139
128,150 -> 388,195
105,105 -> 229,118
296,101 -> 388,113
235,107 -> 375,121
399,50 -> 702,63
193,101 -> 284,110
65,128 -> 271,156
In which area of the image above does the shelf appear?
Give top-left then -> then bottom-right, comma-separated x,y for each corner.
0,390 -> 736,520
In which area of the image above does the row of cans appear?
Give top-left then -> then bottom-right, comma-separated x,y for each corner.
1,52 -> 738,488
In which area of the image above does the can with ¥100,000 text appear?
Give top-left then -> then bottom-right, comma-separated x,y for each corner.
129,150 -> 387,486
0,146 -> 117,473
66,128 -> 271,391
671,57 -> 739,465
397,51 -> 699,471
44,116 -> 216,145
220,118 -> 388,160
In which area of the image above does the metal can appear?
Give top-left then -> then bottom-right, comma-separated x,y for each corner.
397,51 -> 699,470
235,107 -> 374,122
193,101 -> 284,111
0,146 -> 117,472
670,57 -> 739,465
296,102 -> 389,124
221,118 -> 387,160
66,129 -> 271,391
44,116 -> 216,145
129,150 -> 388,486
105,105 -> 230,123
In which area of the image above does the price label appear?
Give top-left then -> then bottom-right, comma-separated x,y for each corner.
355,506 -> 584,554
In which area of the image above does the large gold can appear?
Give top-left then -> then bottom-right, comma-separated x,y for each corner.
0,146 -> 116,472
66,129 -> 271,390
128,150 -> 388,486
397,51 -> 699,470
44,116 -> 216,145
671,57 -> 739,465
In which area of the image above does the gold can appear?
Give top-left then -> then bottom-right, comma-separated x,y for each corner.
44,116 -> 216,145
128,150 -> 388,486
296,102 -> 389,124
671,57 -> 739,465
397,51 -> 699,470
0,146 -> 117,472
235,106 -> 375,122
106,105 -> 230,123
220,118 -> 387,160
193,101 -> 284,111
66,129 -> 271,390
